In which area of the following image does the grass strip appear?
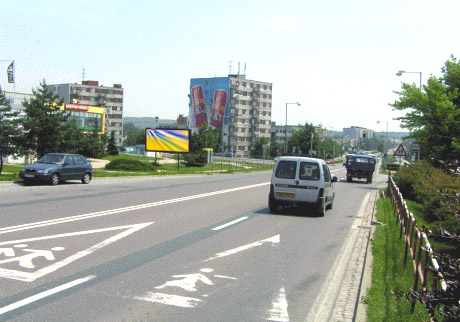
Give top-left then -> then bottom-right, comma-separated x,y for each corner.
365,196 -> 433,321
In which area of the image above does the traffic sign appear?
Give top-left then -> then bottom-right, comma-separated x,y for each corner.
393,143 -> 408,157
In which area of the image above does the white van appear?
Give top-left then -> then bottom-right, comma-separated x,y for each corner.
268,156 -> 338,216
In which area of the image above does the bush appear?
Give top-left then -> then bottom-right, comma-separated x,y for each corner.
183,152 -> 206,167
105,159 -> 155,171
394,161 -> 460,236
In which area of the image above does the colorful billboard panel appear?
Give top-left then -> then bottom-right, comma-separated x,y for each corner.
210,90 -> 227,130
191,85 -> 207,128
145,128 -> 190,153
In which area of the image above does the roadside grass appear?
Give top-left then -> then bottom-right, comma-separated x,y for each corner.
0,156 -> 274,181
365,196 -> 435,322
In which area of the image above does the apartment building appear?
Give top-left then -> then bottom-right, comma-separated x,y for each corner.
189,74 -> 272,157
47,81 -> 124,145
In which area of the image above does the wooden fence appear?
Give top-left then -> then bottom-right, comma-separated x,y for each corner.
388,176 -> 448,311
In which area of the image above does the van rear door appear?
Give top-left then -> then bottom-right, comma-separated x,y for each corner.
296,161 -> 321,203
273,160 -> 298,200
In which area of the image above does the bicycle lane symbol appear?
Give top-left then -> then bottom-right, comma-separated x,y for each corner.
0,245 -> 65,269
0,222 -> 153,282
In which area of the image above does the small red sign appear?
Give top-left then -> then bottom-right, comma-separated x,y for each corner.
65,104 -> 89,111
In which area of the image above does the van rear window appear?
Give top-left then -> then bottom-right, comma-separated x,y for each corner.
275,161 -> 297,179
300,162 -> 320,181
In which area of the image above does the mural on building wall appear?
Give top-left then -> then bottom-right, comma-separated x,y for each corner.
189,78 -> 229,133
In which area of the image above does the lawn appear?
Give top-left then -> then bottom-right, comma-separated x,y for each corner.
365,196 -> 438,321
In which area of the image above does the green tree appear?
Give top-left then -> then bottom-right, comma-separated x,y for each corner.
59,118 -> 87,154
107,131 -> 119,155
123,122 -> 144,146
269,141 -> 283,158
391,56 -> 460,163
251,136 -> 268,158
84,118 -> 104,158
190,124 -> 219,152
0,88 -> 21,174
22,80 -> 68,158
288,123 -> 319,156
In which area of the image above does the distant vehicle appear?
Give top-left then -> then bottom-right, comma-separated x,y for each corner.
269,156 -> 338,216
345,154 -> 376,183
19,153 -> 92,186
326,159 -> 335,164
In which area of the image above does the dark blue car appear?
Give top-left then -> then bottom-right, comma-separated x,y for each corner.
19,153 -> 93,186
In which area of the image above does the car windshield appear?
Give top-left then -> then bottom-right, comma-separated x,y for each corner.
38,154 -> 64,164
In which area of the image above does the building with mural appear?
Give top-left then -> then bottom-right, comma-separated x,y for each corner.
189,74 -> 272,157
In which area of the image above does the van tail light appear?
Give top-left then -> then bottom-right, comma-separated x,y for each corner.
270,184 -> 274,194
318,188 -> 324,200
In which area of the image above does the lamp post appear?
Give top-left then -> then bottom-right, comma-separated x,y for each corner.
285,102 -> 301,154
377,121 -> 388,164
396,70 -> 422,89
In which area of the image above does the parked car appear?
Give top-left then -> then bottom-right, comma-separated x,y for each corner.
19,153 -> 93,186
268,156 -> 338,216
326,159 -> 335,164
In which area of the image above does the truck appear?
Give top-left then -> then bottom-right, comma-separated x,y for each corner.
345,154 -> 376,183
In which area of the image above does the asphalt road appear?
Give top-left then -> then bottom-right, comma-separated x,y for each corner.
0,165 -> 373,321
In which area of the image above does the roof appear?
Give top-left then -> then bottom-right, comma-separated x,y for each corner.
351,154 -> 374,159
276,156 -> 325,163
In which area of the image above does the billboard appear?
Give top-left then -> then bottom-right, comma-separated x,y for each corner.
189,77 -> 230,132
145,128 -> 190,153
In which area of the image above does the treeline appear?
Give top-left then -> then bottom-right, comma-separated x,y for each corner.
0,80 -> 118,174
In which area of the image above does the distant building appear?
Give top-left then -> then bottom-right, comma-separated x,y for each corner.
47,81 -> 124,145
3,91 -> 32,118
343,126 -> 374,141
270,122 -> 304,149
189,74 -> 272,157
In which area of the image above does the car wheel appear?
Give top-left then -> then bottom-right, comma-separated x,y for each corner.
317,201 -> 326,217
50,173 -> 60,186
268,195 -> 278,213
367,176 -> 373,184
81,173 -> 91,184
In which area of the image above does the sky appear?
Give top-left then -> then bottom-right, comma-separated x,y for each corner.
2,0 -> 460,133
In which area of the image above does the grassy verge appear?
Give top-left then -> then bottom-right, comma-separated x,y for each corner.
0,156 -> 274,181
365,196 -> 434,321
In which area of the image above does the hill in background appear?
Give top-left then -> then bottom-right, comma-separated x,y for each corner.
123,117 -> 176,129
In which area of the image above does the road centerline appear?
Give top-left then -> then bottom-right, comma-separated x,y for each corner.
211,217 -> 248,231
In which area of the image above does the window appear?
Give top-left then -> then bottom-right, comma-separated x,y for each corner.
300,162 -> 320,181
322,164 -> 331,182
275,161 -> 297,179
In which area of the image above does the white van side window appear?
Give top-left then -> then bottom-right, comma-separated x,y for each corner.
275,161 -> 297,179
299,162 -> 320,181
322,164 -> 331,182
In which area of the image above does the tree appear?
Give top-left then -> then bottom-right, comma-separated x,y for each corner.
391,56 -> 460,163
107,131 -> 119,155
22,80 -> 68,158
59,118 -> 87,155
288,123 -> 319,156
269,141 -> 283,158
0,88 -> 21,174
251,136 -> 268,158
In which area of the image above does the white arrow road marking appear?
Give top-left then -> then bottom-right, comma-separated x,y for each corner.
203,235 -> 280,262
134,292 -> 202,308
0,222 -> 153,282
268,287 -> 289,322
0,275 -> 96,316
0,183 -> 269,235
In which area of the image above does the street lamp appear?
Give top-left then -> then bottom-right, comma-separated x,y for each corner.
396,70 -> 422,89
285,102 -> 301,154
377,121 -> 388,164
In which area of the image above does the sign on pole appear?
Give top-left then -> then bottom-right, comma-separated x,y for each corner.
393,143 -> 408,157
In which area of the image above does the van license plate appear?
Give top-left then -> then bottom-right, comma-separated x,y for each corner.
276,192 -> 294,198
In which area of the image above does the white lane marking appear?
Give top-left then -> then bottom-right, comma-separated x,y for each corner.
0,222 -> 153,282
0,182 -> 269,235
268,287 -> 289,322
0,275 -> 96,315
203,235 -> 280,262
134,292 -> 202,308
211,217 -> 248,231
